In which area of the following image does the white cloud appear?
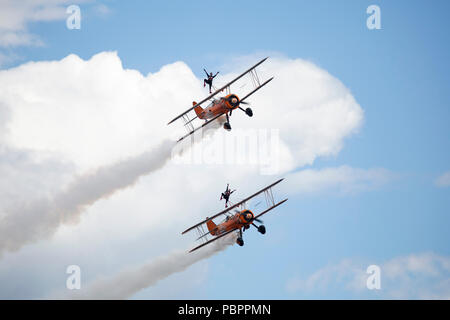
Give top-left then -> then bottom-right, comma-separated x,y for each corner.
435,171 -> 450,187
0,0 -> 76,47
282,166 -> 392,196
0,51 -> 366,298
286,258 -> 368,294
0,52 -> 200,169
215,56 -> 364,169
286,252 -> 450,299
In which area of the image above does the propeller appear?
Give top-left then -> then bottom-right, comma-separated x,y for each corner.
224,95 -> 251,116
224,95 -> 240,107
241,209 -> 264,232
246,211 -> 264,224
254,217 -> 264,224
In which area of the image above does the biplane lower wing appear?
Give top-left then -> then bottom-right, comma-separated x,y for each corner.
177,113 -> 223,142
181,178 -> 285,235
188,228 -> 237,253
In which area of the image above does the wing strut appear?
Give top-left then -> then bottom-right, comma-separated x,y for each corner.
254,198 -> 288,220
240,77 -> 274,103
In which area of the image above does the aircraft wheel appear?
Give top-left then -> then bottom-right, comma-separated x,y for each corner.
245,108 -> 253,117
223,122 -> 231,131
258,225 -> 266,235
236,237 -> 244,246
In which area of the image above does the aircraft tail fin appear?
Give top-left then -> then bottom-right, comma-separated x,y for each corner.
193,101 -> 204,119
206,219 -> 217,235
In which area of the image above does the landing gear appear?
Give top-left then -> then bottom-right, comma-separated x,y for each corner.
257,225 -> 266,234
223,104 -> 252,132
224,113 -> 231,131
237,228 -> 244,246
252,223 -> 266,234
223,122 -> 231,130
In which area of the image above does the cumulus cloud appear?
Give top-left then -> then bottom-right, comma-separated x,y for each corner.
214,55 -> 364,169
0,52 -> 198,169
286,258 -> 368,294
286,252 -> 450,299
434,171 -> 450,187
0,51 -> 366,298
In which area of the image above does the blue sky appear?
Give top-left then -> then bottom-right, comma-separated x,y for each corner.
0,0 -> 449,299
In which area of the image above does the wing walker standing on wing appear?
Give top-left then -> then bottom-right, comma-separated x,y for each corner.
220,184 -> 235,208
203,69 -> 219,94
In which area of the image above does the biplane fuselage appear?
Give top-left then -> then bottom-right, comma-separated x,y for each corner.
193,94 -> 240,120
206,209 -> 255,236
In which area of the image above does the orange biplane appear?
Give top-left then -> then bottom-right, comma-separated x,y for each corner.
182,179 -> 287,253
168,57 -> 273,142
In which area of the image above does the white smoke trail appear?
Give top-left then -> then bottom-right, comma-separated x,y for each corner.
64,232 -> 238,299
0,140 -> 175,255
0,118 -> 228,256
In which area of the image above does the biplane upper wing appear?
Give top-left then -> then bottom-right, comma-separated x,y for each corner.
188,228 -> 238,253
167,57 -> 269,125
181,178 -> 285,235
